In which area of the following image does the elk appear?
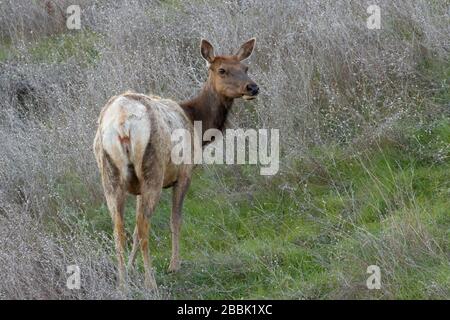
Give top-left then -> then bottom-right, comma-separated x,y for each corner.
93,38 -> 259,289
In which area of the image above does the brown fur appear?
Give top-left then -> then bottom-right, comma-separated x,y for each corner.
93,38 -> 258,290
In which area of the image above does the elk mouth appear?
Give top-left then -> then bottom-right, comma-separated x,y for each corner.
242,95 -> 257,100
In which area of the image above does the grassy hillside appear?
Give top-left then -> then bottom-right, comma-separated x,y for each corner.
0,0 -> 448,299
75,117 -> 449,299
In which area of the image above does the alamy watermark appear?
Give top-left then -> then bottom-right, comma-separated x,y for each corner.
171,121 -> 280,176
66,5 -> 81,30
66,265 -> 81,290
366,265 -> 381,290
367,5 -> 381,30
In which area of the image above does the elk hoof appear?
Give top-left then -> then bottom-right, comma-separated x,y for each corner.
168,261 -> 181,273
117,280 -> 127,292
145,280 -> 158,290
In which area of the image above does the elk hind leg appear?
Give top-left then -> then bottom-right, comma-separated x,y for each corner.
127,206 -> 140,269
101,153 -> 127,289
136,187 -> 161,289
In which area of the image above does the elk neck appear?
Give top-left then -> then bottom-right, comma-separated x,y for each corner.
179,80 -> 234,136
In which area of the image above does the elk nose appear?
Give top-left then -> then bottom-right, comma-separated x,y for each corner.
246,83 -> 259,96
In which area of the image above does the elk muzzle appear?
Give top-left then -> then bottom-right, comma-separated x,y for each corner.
243,82 -> 259,100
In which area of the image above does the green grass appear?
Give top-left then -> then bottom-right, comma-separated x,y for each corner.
1,31 -> 101,64
27,31 -> 101,65
59,117 -> 449,299
0,37 -> 14,61
44,50 -> 449,300
49,53 -> 450,299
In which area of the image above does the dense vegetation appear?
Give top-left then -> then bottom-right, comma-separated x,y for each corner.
0,0 -> 448,299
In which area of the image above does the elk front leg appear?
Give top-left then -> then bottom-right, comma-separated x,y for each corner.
169,173 -> 191,272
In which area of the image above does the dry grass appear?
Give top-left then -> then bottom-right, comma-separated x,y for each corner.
0,0 -> 448,299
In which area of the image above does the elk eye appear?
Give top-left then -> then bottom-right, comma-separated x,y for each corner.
244,66 -> 249,73
218,68 -> 226,75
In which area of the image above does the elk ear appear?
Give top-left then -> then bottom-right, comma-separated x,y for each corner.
200,39 -> 215,63
235,38 -> 256,61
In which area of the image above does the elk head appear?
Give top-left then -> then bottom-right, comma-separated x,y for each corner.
200,38 -> 259,101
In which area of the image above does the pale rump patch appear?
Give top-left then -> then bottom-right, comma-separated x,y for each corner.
100,96 -> 151,182
98,94 -> 193,188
